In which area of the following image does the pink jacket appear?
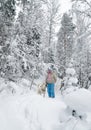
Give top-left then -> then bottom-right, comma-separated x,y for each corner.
46,72 -> 57,84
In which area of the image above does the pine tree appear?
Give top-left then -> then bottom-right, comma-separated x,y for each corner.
56,13 -> 75,76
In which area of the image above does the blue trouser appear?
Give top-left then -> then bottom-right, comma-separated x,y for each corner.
47,83 -> 55,98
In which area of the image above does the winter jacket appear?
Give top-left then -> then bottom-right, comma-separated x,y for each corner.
46,72 -> 57,84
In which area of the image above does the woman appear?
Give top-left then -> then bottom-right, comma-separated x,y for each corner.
46,68 -> 57,98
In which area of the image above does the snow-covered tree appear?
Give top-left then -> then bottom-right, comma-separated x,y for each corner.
42,0 -> 60,64
62,62 -> 78,94
72,0 -> 91,18
56,13 -> 75,76
0,0 -> 16,80
9,0 -> 47,82
71,0 -> 91,88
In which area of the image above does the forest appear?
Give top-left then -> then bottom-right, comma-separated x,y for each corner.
0,0 -> 91,88
0,0 -> 91,130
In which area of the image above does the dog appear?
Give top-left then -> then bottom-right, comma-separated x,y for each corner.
37,82 -> 47,97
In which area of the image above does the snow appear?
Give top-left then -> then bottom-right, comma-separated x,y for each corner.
68,77 -> 78,84
0,95 -> 29,130
63,88 -> 91,113
66,68 -> 76,76
0,78 -> 32,95
0,81 -> 91,130
0,91 -> 66,130
60,117 -> 91,130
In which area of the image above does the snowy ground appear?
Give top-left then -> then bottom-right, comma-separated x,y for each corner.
0,81 -> 91,130
0,90 -> 66,130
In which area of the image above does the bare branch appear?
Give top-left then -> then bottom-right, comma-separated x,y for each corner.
84,0 -> 91,8
74,9 -> 91,18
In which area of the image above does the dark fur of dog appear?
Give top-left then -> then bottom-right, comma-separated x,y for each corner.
37,83 -> 46,97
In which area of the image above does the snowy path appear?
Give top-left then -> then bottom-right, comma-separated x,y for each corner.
0,92 -> 66,130
24,95 -> 66,130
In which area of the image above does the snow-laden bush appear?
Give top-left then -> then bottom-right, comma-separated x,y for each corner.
0,78 -> 31,95
62,67 -> 79,95
66,68 -> 76,76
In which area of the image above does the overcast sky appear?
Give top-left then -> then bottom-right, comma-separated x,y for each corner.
59,0 -> 72,13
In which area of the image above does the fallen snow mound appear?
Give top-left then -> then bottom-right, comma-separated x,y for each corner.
63,88 -> 91,113
66,68 -> 76,76
68,77 -> 78,84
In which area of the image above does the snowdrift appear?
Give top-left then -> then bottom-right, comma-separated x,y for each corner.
64,88 -> 91,113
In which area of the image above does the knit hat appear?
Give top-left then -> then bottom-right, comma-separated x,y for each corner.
47,68 -> 52,73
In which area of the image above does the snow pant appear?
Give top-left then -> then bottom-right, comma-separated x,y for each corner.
47,83 -> 55,98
